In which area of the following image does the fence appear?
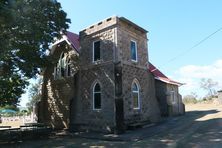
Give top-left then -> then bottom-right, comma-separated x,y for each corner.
0,123 -> 52,144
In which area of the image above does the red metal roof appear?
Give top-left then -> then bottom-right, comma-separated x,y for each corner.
66,31 -> 80,52
149,62 -> 183,86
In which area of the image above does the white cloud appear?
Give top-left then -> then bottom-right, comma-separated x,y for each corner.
173,59 -> 222,98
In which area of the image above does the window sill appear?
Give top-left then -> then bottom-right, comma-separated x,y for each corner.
131,60 -> 138,63
93,109 -> 102,111
93,60 -> 102,64
133,107 -> 140,110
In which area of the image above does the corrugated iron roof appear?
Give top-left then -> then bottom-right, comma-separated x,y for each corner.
66,31 -> 80,52
149,62 -> 183,86
50,31 -> 79,54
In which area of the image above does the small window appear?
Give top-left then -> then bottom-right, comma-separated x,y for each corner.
93,83 -> 101,110
132,81 -> 140,109
93,41 -> 100,62
130,41 -> 137,62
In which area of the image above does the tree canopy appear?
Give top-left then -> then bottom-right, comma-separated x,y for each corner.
0,0 -> 70,106
200,78 -> 218,98
183,93 -> 198,104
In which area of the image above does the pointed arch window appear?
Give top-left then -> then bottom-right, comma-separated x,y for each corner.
67,58 -> 71,77
132,80 -> 140,109
60,53 -> 66,77
93,83 -> 101,110
54,52 -> 67,79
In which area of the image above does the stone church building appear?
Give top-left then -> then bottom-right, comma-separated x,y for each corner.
38,16 -> 185,133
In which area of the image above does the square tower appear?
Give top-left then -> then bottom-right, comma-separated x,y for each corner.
73,16 -> 160,133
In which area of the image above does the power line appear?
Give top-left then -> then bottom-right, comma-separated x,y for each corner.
162,26 -> 222,66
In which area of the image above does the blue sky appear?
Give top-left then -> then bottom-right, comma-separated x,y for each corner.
20,0 -> 222,106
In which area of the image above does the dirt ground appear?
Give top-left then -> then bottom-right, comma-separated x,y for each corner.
0,120 -> 23,128
2,102 -> 222,148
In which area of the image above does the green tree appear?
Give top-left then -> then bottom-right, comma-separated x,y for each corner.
0,74 -> 27,106
0,0 -> 70,106
183,93 -> 198,104
26,78 -> 42,111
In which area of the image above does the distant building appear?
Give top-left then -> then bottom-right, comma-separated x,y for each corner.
218,90 -> 222,104
38,16 -> 185,133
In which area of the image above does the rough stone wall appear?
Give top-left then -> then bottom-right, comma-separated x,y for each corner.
122,65 -> 161,124
79,27 -> 116,66
166,84 -> 178,104
117,19 -> 148,67
74,19 -> 116,132
39,44 -> 76,129
166,84 -> 184,116
155,80 -> 168,116
116,18 -> 160,125
154,80 -> 185,116
71,64 -> 115,132
79,16 -> 117,66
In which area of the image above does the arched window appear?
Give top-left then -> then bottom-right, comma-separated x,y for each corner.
132,80 -> 140,109
54,52 -> 68,79
60,53 -> 66,77
66,58 -> 71,77
93,83 -> 101,110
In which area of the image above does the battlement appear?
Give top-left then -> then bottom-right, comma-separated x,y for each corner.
80,16 -> 147,36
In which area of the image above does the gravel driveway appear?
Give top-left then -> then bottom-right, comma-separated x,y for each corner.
2,103 -> 222,148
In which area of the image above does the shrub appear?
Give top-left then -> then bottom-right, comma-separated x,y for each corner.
183,95 -> 197,104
